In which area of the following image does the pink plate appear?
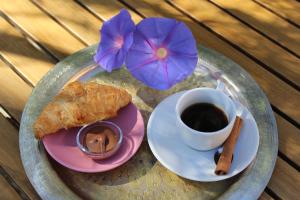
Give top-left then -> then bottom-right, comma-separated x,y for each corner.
43,103 -> 144,173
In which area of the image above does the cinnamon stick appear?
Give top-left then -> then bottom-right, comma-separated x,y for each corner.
215,116 -> 243,175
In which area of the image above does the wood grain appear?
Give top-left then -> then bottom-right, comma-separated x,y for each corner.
123,0 -> 300,123
31,0 -> 102,45
171,0 -> 300,88
259,192 -> 274,200
0,114 -> 40,199
0,174 -> 21,200
0,0 -> 86,60
211,0 -> 300,55
255,0 -> 300,26
268,157 -> 300,200
79,0 -> 142,23
0,17 -> 54,85
0,60 -> 32,122
276,113 -> 300,166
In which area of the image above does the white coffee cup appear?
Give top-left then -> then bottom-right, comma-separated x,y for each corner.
175,84 -> 237,151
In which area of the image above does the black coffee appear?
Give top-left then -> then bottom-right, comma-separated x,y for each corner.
181,103 -> 228,132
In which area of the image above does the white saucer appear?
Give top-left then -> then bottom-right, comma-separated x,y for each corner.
147,91 -> 259,182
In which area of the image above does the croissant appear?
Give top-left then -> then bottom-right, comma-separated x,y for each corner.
34,81 -> 131,139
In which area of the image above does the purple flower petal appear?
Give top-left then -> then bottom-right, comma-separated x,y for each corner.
94,9 -> 135,72
126,18 -> 198,90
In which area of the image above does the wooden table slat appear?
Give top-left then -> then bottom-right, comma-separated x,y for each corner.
268,157 -> 300,200
276,113 -> 300,166
0,60 -> 32,122
259,192 -> 274,200
211,0 -> 300,56
121,0 -> 300,123
0,17 -> 55,85
1,0 -> 85,60
31,0 -> 102,46
255,0 -> 300,27
78,0 -> 142,23
0,113 -> 40,199
0,173 -> 22,200
171,0 -> 300,88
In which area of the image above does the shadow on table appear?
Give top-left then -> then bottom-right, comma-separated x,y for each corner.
0,31 -> 69,62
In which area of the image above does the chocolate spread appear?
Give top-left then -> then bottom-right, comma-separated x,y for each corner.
83,126 -> 118,153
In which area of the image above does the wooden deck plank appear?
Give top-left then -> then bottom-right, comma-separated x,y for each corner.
0,0 -> 86,60
0,114 -> 40,199
31,0 -> 102,45
122,0 -> 300,123
79,0 -> 142,23
211,0 -> 300,55
255,0 -> 300,26
0,17 -> 54,86
259,192 -> 274,200
171,0 -> 300,88
0,174 -> 22,200
0,60 -> 32,122
268,157 -> 300,200
276,113 -> 300,166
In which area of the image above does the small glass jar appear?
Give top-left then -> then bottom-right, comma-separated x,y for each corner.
76,121 -> 123,160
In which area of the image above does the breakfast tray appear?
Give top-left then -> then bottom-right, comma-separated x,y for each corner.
19,45 -> 278,200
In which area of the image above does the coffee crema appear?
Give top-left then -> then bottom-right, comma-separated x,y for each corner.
181,103 -> 228,132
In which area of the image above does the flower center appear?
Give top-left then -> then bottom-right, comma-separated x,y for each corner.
156,47 -> 168,59
115,36 -> 124,48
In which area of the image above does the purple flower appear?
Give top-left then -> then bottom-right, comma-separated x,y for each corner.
94,9 -> 135,72
125,18 -> 198,90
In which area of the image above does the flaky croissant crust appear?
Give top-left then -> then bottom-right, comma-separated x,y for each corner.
34,81 -> 131,139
